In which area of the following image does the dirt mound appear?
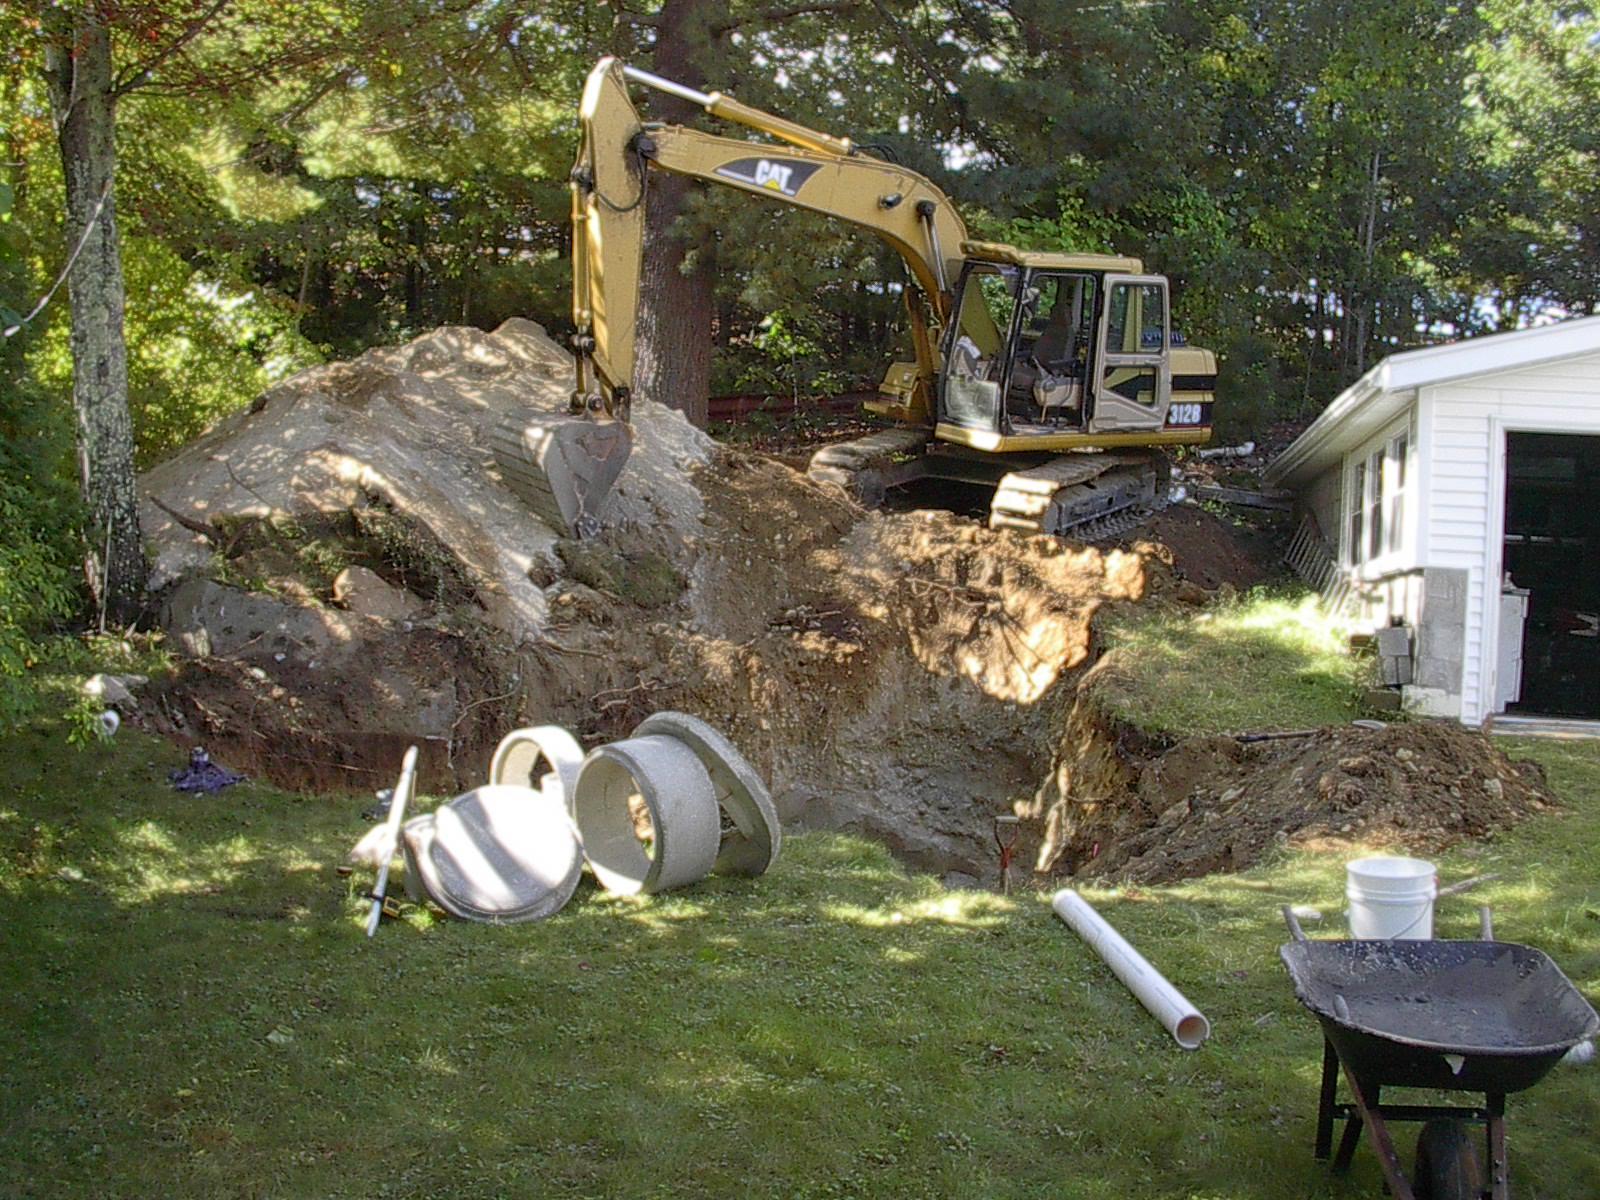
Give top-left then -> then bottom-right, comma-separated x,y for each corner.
136,319 -> 1551,890
1049,717 -> 1555,884
1125,506 -> 1282,593
140,319 -> 711,638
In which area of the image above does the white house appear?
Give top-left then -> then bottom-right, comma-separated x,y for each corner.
1265,316 -> 1600,726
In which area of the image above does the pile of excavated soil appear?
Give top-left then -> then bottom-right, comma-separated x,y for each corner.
136,317 -> 1553,890
1124,507 -> 1282,593
1045,716 -> 1556,884
139,320 -> 1158,876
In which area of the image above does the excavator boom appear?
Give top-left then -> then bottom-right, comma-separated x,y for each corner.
570,58 -> 966,422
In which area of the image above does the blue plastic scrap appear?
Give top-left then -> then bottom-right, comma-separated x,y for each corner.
169,746 -> 246,794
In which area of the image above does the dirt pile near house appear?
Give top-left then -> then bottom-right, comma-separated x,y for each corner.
1123,506 -> 1282,593
1046,715 -> 1555,884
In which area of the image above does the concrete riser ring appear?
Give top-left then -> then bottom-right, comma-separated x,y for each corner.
573,734 -> 721,894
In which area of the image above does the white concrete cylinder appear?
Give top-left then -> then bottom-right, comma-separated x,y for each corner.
573,735 -> 720,894
489,725 -> 585,816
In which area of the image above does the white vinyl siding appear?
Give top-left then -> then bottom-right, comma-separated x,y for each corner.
1419,350 -> 1600,723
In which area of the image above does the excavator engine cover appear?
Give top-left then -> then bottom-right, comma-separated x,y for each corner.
492,411 -> 633,538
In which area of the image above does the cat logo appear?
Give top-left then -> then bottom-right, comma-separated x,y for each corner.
714,156 -> 820,198
754,160 -> 793,191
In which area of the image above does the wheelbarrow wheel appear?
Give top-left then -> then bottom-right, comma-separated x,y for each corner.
1414,1119 -> 1483,1200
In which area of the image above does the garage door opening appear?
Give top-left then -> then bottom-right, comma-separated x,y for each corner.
1501,432 -> 1600,718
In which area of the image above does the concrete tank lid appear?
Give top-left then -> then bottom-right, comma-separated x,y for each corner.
403,784 -> 582,923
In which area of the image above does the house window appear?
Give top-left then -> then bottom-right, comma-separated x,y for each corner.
1367,449 -> 1385,559
1347,425 -> 1410,568
1387,433 -> 1408,553
1348,459 -> 1365,566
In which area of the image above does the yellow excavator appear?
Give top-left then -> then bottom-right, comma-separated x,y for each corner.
494,57 -> 1216,539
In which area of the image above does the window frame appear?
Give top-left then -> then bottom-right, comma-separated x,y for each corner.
1344,417 -> 1413,573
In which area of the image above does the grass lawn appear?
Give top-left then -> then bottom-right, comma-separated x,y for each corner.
2,722 -> 1597,1199
1094,594 -> 1374,737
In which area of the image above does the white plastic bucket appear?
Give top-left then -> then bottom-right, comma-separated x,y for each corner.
1346,856 -> 1437,940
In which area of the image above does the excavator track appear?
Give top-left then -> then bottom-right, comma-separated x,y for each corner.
988,451 -> 1161,539
810,432 -> 1165,543
806,427 -> 933,506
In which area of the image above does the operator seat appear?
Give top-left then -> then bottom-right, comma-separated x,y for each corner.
1027,309 -> 1084,420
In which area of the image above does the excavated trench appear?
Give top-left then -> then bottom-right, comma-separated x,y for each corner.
137,320 -> 1552,888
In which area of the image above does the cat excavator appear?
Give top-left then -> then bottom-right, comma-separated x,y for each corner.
493,57 -> 1217,539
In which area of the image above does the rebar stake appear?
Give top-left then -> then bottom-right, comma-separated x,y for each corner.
994,814 -> 1020,895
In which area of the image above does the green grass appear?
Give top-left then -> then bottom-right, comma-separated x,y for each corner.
1,723 -> 1596,1199
1095,592 -> 1373,737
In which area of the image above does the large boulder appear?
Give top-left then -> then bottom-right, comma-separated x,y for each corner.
139,319 -> 711,638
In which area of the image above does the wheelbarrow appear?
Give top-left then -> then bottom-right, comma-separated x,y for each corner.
1280,907 -> 1598,1199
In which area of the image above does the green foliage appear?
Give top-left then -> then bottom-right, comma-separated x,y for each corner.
721,310 -> 854,398
0,159 -> 82,731
30,238 -> 322,465
0,474 -> 79,729
993,189 -> 1127,256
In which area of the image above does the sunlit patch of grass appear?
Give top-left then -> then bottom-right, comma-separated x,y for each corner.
1095,590 -> 1373,736
0,723 -> 1596,1199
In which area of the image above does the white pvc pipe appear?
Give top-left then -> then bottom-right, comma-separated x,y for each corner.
1052,888 -> 1211,1050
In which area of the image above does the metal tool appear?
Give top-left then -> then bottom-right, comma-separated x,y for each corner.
993,813 -> 1020,895
365,745 -> 419,938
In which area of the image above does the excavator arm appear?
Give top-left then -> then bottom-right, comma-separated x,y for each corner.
570,57 -> 968,423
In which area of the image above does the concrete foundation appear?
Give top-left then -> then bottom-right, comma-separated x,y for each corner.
1412,567 -> 1467,712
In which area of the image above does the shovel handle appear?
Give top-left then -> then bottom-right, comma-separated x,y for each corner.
1437,872 -> 1500,900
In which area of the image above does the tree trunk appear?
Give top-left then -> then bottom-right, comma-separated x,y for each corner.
46,16 -> 147,623
633,0 -> 716,427
1353,150 -> 1382,376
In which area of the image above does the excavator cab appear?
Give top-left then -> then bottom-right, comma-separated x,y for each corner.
933,248 -> 1205,453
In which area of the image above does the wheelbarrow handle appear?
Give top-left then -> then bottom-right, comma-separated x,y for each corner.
1479,903 -> 1495,942
1282,905 -> 1309,943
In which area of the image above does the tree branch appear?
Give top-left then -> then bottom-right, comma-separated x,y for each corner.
111,0 -> 232,98
613,9 -> 663,28
150,495 -> 224,545
712,1 -> 860,37
2,180 -> 111,340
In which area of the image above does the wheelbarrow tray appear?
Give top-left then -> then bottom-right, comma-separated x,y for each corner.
1280,938 -> 1599,1094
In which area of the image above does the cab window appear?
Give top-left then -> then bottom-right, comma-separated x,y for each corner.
1106,281 -> 1166,354
942,264 -> 1018,429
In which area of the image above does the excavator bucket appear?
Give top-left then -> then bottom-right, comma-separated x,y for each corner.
492,411 -> 633,538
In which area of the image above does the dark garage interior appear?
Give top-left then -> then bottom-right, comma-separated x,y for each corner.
1503,431 -> 1600,718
